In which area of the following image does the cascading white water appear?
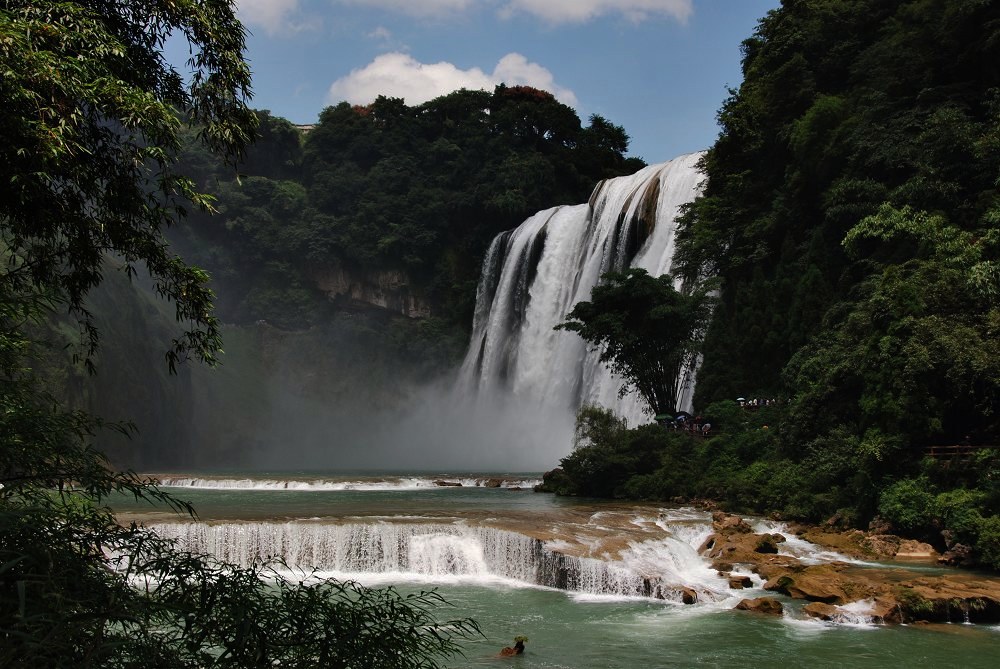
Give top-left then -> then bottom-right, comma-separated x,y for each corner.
460,153 -> 705,426
152,475 -> 542,491
151,519 -> 731,602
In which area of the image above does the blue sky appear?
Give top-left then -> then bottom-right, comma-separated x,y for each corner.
219,1 -> 781,163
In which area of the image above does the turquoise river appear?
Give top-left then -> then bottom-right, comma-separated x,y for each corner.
113,472 -> 1000,668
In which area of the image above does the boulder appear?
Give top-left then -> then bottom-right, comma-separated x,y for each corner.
735,597 -> 783,616
433,480 -> 462,487
754,533 -> 786,554
681,587 -> 698,605
938,544 -> 975,567
861,534 -> 901,558
701,529 -> 798,572
871,597 -> 903,624
802,602 -> 840,621
712,511 -> 753,534
894,539 -> 937,560
484,478 -> 503,488
868,516 -> 893,535
728,575 -> 753,589
763,564 -> 850,604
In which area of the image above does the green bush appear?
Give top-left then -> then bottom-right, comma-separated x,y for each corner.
934,489 -> 985,545
878,478 -> 936,535
974,515 -> 1000,570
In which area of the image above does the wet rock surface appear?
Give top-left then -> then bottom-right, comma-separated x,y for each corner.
702,513 -> 1000,624
735,597 -> 784,615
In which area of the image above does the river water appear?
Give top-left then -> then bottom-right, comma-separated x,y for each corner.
114,472 -> 1000,668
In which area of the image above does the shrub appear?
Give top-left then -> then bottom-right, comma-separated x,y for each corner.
974,515 -> 1000,570
878,478 -> 936,535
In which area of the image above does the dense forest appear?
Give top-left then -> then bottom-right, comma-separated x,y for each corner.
172,87 -> 643,330
67,88 -> 645,468
550,0 -> 1000,568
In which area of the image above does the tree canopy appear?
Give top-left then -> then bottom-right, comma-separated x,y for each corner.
171,87 -> 644,330
0,2 -> 479,665
558,269 -> 714,416
1,0 -> 257,370
648,0 -> 1000,563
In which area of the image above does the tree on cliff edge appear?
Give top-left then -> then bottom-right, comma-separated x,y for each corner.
0,2 -> 477,666
558,269 -> 714,416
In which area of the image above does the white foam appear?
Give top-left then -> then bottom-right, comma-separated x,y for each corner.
154,476 -> 541,491
752,520 -> 869,565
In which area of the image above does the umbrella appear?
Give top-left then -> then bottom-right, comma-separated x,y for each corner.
736,397 -> 746,401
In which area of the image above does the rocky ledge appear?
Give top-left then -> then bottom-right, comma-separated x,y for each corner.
703,512 -> 1000,624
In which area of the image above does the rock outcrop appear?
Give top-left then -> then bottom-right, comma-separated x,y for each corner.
735,597 -> 783,615
727,574 -> 753,589
313,261 -> 431,318
701,513 -> 1000,624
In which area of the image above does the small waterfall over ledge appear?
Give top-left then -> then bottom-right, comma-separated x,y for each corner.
151,519 -> 730,603
459,153 -> 704,426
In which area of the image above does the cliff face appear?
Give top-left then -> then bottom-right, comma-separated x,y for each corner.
311,260 -> 431,318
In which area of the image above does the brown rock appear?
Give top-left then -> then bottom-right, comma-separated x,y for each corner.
763,564 -> 849,604
735,597 -> 783,615
895,539 -> 937,560
755,533 -> 786,554
802,602 -> 840,621
938,544 -> 975,567
681,587 -> 698,605
871,597 -> 903,624
433,480 -> 462,487
868,516 -> 893,535
712,511 -> 753,534
729,575 -> 753,589
861,534 -> 901,558
484,478 -> 503,488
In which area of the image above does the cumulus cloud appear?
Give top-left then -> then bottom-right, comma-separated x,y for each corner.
500,0 -> 693,24
335,0 -> 475,19
237,0 -> 318,36
327,52 -> 577,106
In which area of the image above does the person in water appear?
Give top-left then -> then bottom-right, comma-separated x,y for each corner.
499,636 -> 527,656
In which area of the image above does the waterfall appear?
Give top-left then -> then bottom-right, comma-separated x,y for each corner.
459,153 -> 704,426
151,519 -> 731,603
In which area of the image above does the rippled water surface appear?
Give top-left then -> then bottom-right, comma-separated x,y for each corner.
113,472 -> 1000,668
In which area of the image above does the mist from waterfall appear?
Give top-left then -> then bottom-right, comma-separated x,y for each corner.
459,153 -> 705,433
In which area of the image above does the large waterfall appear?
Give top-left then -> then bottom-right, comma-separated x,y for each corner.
459,153 -> 704,427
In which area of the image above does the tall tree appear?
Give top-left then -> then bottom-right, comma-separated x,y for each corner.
558,269 -> 714,415
0,2 -> 478,665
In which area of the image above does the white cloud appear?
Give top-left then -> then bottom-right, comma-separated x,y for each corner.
335,0 -> 475,19
493,54 -> 576,104
327,52 -> 577,107
367,25 -> 393,41
237,0 -> 319,35
499,0 -> 693,24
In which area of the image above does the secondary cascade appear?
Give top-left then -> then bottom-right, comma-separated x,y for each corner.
458,152 -> 705,426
